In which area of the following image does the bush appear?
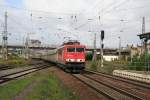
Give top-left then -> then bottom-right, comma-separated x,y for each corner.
86,52 -> 93,61
129,54 -> 150,71
90,61 -> 97,71
8,53 -> 20,59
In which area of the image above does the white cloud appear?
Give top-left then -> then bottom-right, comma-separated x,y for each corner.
0,0 -> 150,48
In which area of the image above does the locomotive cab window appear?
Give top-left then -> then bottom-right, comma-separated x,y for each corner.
67,48 -> 75,52
76,48 -> 84,52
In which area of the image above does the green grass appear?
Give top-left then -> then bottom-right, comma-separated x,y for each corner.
86,61 -> 123,74
0,69 -> 79,100
0,56 -> 32,67
86,61 -> 97,71
0,78 -> 33,100
86,60 -> 148,74
27,72 -> 79,100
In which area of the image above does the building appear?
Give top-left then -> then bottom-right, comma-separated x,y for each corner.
103,55 -> 118,61
30,39 -> 41,47
96,48 -> 119,61
119,44 -> 150,61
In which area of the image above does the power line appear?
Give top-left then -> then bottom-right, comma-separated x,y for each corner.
75,1 -> 150,29
8,16 -> 30,31
74,0 -> 122,29
103,0 -> 130,13
78,0 -> 105,15
103,3 -> 150,14
99,0 -> 123,13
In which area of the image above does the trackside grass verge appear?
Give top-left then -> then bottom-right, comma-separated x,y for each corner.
0,58 -> 32,67
0,78 -> 33,100
86,61 -> 115,74
0,69 -> 79,100
27,71 -> 79,100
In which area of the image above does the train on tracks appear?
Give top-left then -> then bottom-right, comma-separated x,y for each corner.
42,40 -> 86,73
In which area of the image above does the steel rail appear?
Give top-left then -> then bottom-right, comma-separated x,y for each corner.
72,74 -> 119,100
85,70 -> 150,89
0,64 -> 49,84
83,74 -> 143,100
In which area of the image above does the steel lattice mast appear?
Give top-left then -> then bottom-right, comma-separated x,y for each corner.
2,12 -> 8,60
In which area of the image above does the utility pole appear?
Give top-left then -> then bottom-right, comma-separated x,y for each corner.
142,17 -> 145,34
24,13 -> 33,59
142,17 -> 145,54
22,36 -> 25,58
25,33 -> 30,59
142,17 -> 148,71
92,33 -> 97,61
2,11 -> 8,60
118,36 -> 121,61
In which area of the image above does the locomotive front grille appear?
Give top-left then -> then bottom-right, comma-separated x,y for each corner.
66,62 -> 85,70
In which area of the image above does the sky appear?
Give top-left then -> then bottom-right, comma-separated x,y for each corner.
0,0 -> 150,48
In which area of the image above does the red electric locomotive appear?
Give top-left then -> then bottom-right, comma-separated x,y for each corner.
57,40 -> 86,72
42,40 -> 86,72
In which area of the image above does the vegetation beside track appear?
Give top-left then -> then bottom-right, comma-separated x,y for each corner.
0,54 -> 32,67
86,52 -> 150,72
86,60 -> 137,74
86,61 -> 114,74
27,71 -> 79,100
86,60 -> 150,74
0,77 -> 33,99
0,68 -> 79,100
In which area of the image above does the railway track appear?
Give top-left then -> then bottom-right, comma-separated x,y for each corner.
0,62 -> 45,71
86,70 -> 150,89
72,71 -> 150,100
0,63 -> 49,85
0,65 -> 14,71
72,74 -> 139,100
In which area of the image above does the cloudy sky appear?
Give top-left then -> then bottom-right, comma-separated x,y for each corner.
0,0 -> 150,48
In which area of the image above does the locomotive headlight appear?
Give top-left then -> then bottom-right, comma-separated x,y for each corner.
77,59 -> 85,62
66,59 -> 75,62
71,59 -> 75,61
66,59 -> 70,62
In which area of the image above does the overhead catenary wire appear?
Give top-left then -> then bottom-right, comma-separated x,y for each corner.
74,0 -> 128,29
0,1 -> 149,48
0,1 -> 150,31
74,1 -> 150,30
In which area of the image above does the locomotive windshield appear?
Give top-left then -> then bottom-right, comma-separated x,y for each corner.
76,48 -> 84,52
67,48 -> 75,52
67,48 -> 84,52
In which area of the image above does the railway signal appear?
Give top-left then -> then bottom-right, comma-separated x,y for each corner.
101,30 -> 104,40
100,30 -> 104,68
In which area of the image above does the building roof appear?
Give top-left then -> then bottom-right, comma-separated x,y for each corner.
30,40 -> 41,44
137,32 -> 150,39
62,40 -> 80,45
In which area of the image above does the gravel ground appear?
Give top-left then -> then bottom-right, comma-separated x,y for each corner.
50,67 -> 106,100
